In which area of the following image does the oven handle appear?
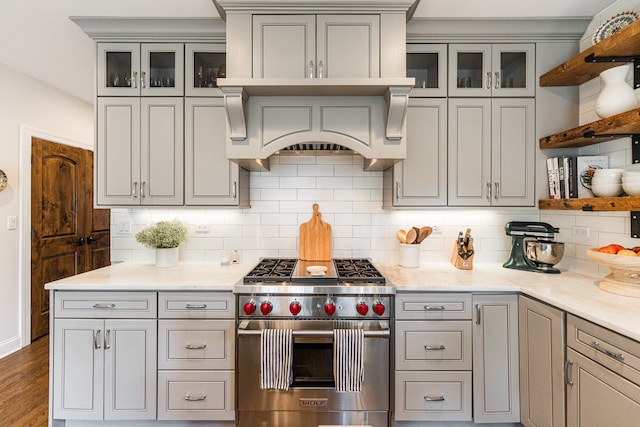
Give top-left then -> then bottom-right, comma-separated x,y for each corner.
237,321 -> 390,338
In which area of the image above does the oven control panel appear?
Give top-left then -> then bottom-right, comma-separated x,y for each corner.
237,295 -> 392,319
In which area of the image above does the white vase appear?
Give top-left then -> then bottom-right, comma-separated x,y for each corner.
155,247 -> 179,268
595,64 -> 638,119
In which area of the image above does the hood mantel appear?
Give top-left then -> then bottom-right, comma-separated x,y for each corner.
215,0 -> 418,171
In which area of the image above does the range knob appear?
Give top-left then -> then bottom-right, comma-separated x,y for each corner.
260,301 -> 273,316
324,300 -> 336,316
289,300 -> 302,316
356,301 -> 369,316
243,300 -> 256,316
373,301 -> 385,316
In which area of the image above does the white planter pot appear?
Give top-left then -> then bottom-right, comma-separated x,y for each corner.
155,247 -> 179,268
595,64 -> 638,119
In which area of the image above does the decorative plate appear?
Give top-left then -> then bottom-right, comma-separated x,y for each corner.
592,11 -> 640,45
0,169 -> 7,192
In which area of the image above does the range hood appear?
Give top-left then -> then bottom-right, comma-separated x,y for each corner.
214,0 -> 418,171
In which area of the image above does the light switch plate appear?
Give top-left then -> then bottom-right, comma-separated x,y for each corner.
7,216 -> 16,230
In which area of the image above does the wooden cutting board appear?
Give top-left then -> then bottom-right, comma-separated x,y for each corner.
299,203 -> 332,261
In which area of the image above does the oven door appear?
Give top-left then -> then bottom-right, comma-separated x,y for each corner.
236,319 -> 390,413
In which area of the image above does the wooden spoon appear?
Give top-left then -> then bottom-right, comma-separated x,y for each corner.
397,229 -> 407,243
405,227 -> 418,244
416,226 -> 433,243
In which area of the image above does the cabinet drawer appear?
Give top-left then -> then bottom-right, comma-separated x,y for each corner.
158,320 -> 235,369
395,371 -> 472,421
567,314 -> 640,386
158,292 -> 235,319
396,321 -> 472,370
395,293 -> 472,320
54,291 -> 157,318
158,370 -> 235,421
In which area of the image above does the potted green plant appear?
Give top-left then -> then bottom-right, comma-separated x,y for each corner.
135,219 -> 188,267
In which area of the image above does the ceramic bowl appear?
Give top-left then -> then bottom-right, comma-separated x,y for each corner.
592,177 -> 621,185
593,168 -> 625,180
623,180 -> 640,196
623,170 -> 640,178
591,182 -> 623,197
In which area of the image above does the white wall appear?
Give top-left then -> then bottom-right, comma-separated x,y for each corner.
0,63 -> 93,357
111,154 -> 541,267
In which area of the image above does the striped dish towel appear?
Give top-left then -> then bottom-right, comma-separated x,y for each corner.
333,329 -> 365,392
260,328 -> 293,390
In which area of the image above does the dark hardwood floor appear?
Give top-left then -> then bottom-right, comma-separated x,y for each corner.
0,336 -> 49,426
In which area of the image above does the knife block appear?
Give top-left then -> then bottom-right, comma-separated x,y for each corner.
451,242 -> 474,270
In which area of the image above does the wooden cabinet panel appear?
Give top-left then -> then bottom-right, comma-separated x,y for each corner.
185,97 -> 249,207
396,321 -> 472,371
566,348 -> 640,427
158,370 -> 235,420
384,97 -> 447,207
519,296 -> 566,427
472,294 -> 520,423
395,371 -> 473,421
158,320 -> 235,370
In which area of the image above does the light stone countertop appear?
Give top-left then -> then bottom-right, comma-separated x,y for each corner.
46,261 -> 640,342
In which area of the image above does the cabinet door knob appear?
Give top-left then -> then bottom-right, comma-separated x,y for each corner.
77,237 -> 85,246
87,236 -> 95,244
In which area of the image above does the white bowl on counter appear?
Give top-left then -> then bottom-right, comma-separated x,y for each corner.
594,168 -> 625,179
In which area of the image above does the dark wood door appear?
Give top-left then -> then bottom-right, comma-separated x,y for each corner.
31,138 -> 110,340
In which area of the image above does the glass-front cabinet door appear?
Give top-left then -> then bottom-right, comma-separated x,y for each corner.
406,44 -> 447,97
448,44 -> 534,97
185,43 -> 226,96
97,43 -> 184,96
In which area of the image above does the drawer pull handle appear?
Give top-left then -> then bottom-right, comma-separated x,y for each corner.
186,304 -> 207,309
591,341 -> 625,361
184,394 -> 207,401
424,305 -> 445,311
93,303 -> 116,309
424,344 -> 446,351
185,344 -> 207,350
424,395 -> 445,402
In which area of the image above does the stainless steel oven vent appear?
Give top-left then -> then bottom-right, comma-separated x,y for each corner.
277,143 -> 353,155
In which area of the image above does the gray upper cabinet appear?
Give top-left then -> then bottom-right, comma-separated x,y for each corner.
448,44 -> 535,97
96,97 -> 184,206
185,97 -> 249,207
185,43 -> 226,96
384,97 -> 447,207
97,42 -> 185,97
407,44 -> 447,97
448,97 -> 535,206
252,14 -> 380,79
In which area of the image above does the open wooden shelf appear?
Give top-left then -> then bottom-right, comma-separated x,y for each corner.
539,196 -> 640,211
540,19 -> 640,86
540,107 -> 640,149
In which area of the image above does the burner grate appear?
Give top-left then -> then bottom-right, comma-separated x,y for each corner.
244,258 -> 297,282
334,258 -> 385,283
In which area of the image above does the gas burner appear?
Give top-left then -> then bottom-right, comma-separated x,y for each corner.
244,258 -> 297,282
334,258 -> 385,283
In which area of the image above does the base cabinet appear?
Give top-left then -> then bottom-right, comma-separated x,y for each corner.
519,296 -> 566,427
566,314 -> 640,427
472,294 -> 520,423
53,318 -> 157,421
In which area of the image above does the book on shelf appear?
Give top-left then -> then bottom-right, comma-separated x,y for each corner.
576,155 -> 609,198
546,157 -> 559,199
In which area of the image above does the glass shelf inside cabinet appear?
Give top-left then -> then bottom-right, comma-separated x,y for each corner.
106,51 -> 132,88
148,51 -> 177,88
500,51 -> 527,89
193,52 -> 226,89
407,52 -> 439,90
456,52 -> 483,89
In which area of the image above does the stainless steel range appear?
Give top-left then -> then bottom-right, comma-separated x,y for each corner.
235,258 -> 394,427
